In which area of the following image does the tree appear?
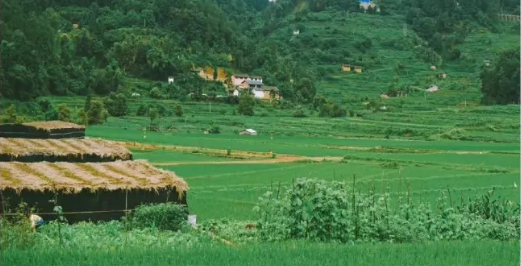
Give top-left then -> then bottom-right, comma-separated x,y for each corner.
103,92 -> 128,117
3,104 -> 18,123
87,100 -> 108,125
76,109 -> 88,126
295,78 -> 316,103
238,91 -> 255,116
175,104 -> 184,117
480,49 -> 520,105
149,108 -> 159,124
57,104 -> 72,122
84,94 -> 92,111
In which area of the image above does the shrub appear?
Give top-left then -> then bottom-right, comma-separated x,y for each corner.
103,92 -> 128,117
128,203 -> 188,231
136,104 -> 148,116
150,87 -> 163,99
293,107 -> 307,118
209,125 -> 220,134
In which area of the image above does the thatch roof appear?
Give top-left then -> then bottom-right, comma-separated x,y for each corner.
0,160 -> 188,193
21,121 -> 85,131
0,137 -> 132,160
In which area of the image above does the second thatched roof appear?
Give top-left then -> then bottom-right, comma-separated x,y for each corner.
0,138 -> 132,161
0,160 -> 188,193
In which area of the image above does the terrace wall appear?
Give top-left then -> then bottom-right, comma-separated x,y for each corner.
0,187 -> 187,223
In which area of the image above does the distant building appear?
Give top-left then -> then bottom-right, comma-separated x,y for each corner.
342,64 -> 352,72
293,29 -> 300,35
168,76 -> 175,84
354,66 -> 363,73
252,86 -> 280,101
359,0 -> 378,12
231,74 -> 250,86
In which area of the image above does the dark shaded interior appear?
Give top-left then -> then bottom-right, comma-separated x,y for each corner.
0,153 -> 133,163
0,124 -> 85,139
0,187 -> 187,223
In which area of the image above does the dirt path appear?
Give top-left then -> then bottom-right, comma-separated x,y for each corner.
152,156 -> 344,166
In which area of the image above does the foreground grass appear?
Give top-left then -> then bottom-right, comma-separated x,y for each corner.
2,240 -> 518,266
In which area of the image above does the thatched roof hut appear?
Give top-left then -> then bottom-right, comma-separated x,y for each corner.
0,160 -> 188,223
0,121 -> 85,139
0,137 -> 133,162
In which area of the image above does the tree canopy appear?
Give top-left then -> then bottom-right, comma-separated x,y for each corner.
480,49 -> 520,105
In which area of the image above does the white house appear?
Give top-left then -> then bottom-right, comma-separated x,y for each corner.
131,92 -> 141,97
252,89 -> 265,99
293,29 -> 300,35
168,76 -> 175,84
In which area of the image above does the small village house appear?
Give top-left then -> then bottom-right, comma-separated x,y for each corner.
293,29 -> 300,35
253,86 -> 280,101
73,23 -> 79,29
168,76 -> 175,84
342,64 -> 352,72
354,66 -> 363,73
231,74 -> 250,87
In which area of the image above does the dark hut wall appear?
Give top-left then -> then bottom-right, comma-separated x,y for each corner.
0,153 -> 133,163
0,124 -> 85,139
0,187 -> 187,223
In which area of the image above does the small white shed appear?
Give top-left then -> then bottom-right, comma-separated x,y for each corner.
426,85 -> 439,93
240,129 -> 257,136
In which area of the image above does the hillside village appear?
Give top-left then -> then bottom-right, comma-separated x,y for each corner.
191,66 -> 281,101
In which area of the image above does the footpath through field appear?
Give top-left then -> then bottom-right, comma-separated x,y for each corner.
119,141 -> 343,166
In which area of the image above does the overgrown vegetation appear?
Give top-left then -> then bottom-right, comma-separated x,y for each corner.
254,178 -> 519,243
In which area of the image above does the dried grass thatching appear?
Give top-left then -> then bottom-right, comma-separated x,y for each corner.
0,137 -> 132,160
21,121 -> 85,131
0,160 -> 188,194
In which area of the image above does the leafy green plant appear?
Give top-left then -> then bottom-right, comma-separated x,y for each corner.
128,203 -> 188,231
253,178 -> 520,243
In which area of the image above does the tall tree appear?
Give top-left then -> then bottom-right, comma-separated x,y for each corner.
480,49 -> 520,105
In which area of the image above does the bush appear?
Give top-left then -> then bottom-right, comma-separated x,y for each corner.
128,203 -> 188,231
209,125 -> 220,134
150,87 -> 163,99
292,108 -> 307,118
136,104 -> 148,116
103,92 -> 128,117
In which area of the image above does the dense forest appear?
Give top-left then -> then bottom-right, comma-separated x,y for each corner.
1,0 -> 519,103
